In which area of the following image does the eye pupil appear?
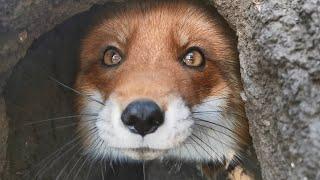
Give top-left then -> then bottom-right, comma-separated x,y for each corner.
112,53 -> 121,63
186,52 -> 194,59
185,52 -> 194,65
103,47 -> 123,66
182,48 -> 204,68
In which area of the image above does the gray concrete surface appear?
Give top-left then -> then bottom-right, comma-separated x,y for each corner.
1,0 -> 319,179
212,0 -> 320,179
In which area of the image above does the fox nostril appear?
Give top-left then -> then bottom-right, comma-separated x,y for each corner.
121,99 -> 164,136
126,115 -> 139,126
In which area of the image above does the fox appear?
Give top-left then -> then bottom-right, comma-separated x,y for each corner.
74,0 -> 256,179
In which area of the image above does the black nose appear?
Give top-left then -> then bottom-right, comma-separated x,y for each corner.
121,100 -> 164,136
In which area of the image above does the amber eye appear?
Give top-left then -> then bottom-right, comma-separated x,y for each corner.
102,47 -> 123,66
182,48 -> 205,68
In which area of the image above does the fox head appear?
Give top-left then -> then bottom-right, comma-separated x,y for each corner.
75,0 -> 249,163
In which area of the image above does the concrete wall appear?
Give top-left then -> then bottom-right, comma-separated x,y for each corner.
1,0 -> 319,179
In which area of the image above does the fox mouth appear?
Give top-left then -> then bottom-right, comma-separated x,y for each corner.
121,147 -> 168,160
125,147 -> 164,152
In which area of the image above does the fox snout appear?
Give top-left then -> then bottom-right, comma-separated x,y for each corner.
121,99 -> 164,136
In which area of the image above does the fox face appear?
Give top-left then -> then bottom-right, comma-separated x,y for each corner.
75,0 -> 249,163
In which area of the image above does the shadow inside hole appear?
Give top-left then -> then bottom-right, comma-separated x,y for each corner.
3,2 -> 205,180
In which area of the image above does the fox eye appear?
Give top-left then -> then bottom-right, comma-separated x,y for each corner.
102,47 -> 123,66
182,48 -> 205,68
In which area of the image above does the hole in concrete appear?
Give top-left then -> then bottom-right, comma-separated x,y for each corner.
3,2 -> 261,180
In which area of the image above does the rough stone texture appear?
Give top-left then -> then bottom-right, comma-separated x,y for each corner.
0,0 -> 122,87
211,0 -> 320,179
0,0 -> 319,180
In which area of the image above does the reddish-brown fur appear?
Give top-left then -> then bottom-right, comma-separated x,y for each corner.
78,2 -> 235,103
75,0 -> 251,178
